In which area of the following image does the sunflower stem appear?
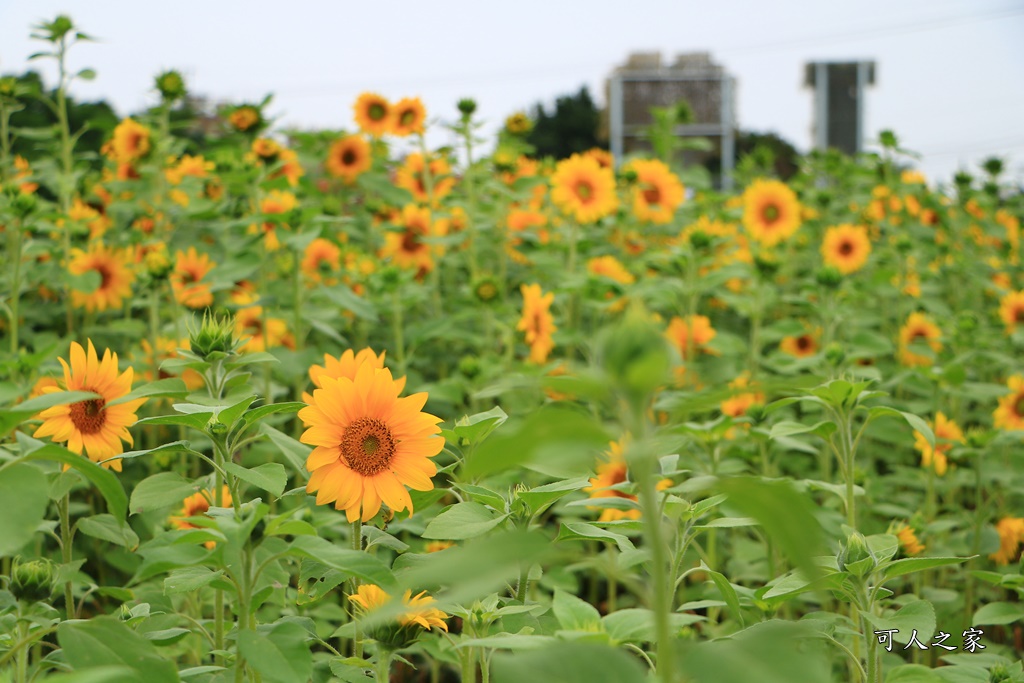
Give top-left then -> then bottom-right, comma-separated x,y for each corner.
15,618 -> 28,683
459,123 -> 480,282
8,216 -> 23,359
59,492 -> 75,618
351,518 -> 363,659
390,289 -> 406,377
514,563 -> 529,604
375,651 -> 392,683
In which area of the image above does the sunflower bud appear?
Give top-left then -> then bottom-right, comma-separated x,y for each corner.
458,355 -> 481,379
155,70 -> 186,102
688,229 -> 712,250
953,171 -> 973,190
472,276 -> 500,304
189,312 -> 237,359
457,98 -> 477,118
824,342 -> 846,367
618,167 -> 638,185
600,305 -> 670,402
815,265 -> 843,289
144,244 -> 172,280
11,191 -> 38,218
0,77 -> 16,97
10,557 -> 55,604
837,531 -> 876,577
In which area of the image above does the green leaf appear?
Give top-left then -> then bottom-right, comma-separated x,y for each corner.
694,516 -> 759,529
224,462 -> 287,497
885,665 -> 945,683
135,412 -> 213,431
0,463 -> 49,556
452,406 -> 508,445
320,284 -> 378,321
517,477 -> 591,515
973,601 -> 1024,626
0,390 -> 101,437
880,556 -> 970,581
422,502 -> 510,540
603,609 -> 704,643
130,472 -> 202,515
553,590 -> 601,631
106,378 -> 187,407
700,562 -> 745,627
24,444 -> 128,521
453,483 -> 507,511
867,406 -> 934,450
718,477 -> 825,582
287,536 -> 396,590
556,522 -> 635,552
769,420 -> 837,440
492,642 -> 646,683
261,424 -> 310,476
57,616 -> 180,683
77,514 -> 139,550
114,440 -> 197,463
164,566 -> 226,595
244,402 -> 305,425
860,600 -> 935,645
236,622 -> 312,683
457,634 -> 559,650
217,395 -> 258,427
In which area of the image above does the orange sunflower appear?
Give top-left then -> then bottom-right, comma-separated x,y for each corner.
302,238 -> 342,286
380,204 -> 445,277
626,158 -> 684,224
108,118 -> 151,163
550,154 -> 618,224
250,190 -> 298,251
517,283 -> 556,364
991,517 -> 1024,565
299,361 -> 444,522
998,290 -> 1024,334
170,247 -> 215,309
235,306 -> 295,352
302,348 -> 403,404
394,153 -> 455,205
780,330 -> 819,357
586,438 -> 671,522
33,340 -> 147,471
391,97 -> 426,137
898,312 -> 942,367
348,585 -> 449,632
994,375 -> 1024,431
742,179 -> 802,246
587,255 -> 634,285
68,242 -> 135,312
720,373 -> 764,418
172,487 -> 233,548
165,154 -> 214,185
913,412 -> 964,476
325,135 -> 372,183
893,523 -> 925,556
822,224 -> 871,274
665,315 -> 716,359
354,92 -> 391,137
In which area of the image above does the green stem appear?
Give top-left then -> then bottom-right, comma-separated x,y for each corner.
351,518 -> 363,659
9,216 -> 22,357
59,493 -> 75,618
55,36 -> 76,339
16,620 -> 28,683
390,290 -> 406,376
461,648 -> 476,683
514,563 -> 529,604
213,442 -> 226,664
375,651 -> 392,683
461,128 -> 479,281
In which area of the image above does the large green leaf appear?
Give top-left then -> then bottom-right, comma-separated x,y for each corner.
552,589 -> 601,631
861,600 -> 936,646
973,601 -> 1024,626
24,443 -> 128,521
236,622 -> 312,683
0,463 -> 49,556
287,535 -> 396,590
57,616 -> 180,683
880,556 -> 969,581
224,462 -> 287,497
492,642 -> 646,683
129,472 -> 202,515
421,502 -> 509,540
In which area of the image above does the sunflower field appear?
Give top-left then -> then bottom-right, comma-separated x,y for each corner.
3,15 -> 1024,683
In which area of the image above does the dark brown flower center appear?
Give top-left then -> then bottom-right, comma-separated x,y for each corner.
761,203 -> 780,224
838,240 -> 854,256
369,103 -> 386,121
401,230 -> 422,253
341,149 -> 357,166
642,185 -> 661,205
95,264 -> 113,289
1014,394 -> 1024,418
796,335 -> 812,350
341,417 -> 396,476
69,397 -> 106,434
400,109 -> 416,126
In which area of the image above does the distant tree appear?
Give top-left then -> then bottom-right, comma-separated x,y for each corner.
6,71 -> 118,168
733,130 -> 801,180
526,86 -> 604,159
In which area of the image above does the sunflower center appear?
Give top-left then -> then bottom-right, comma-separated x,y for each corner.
575,180 -> 594,202
797,335 -> 812,350
369,103 -> 386,121
761,203 -> 780,224
400,110 -> 415,126
401,230 -> 421,253
341,149 -> 357,166
341,417 -> 396,476
1014,307 -> 1024,322
642,185 -> 661,205
909,329 -> 928,343
69,397 -> 106,435
838,239 -> 854,256
94,263 -> 113,289
1014,394 -> 1024,418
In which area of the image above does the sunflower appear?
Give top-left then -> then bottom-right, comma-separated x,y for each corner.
626,159 -> 684,224
998,290 -> 1024,334
587,255 -> 634,285
302,348 -> 403,404
325,135 -> 372,183
271,148 -> 305,187
394,153 -> 456,205
741,179 -> 802,246
550,154 -> 618,224
301,238 -> 342,286
517,283 -> 556,364
171,487 -> 232,548
504,111 -> 533,135
913,412 -> 963,476
990,517 -> 1024,565
68,242 -> 135,312
299,360 -> 444,523
108,118 -> 151,163
235,306 -> 295,353
228,106 -> 261,132
582,147 -> 613,169
994,375 -> 1024,431
354,92 -> 391,137
720,373 -> 764,418
165,154 -> 214,185
348,584 -> 449,632
391,97 -> 426,137
250,190 -> 298,251
898,312 -> 942,367
665,315 -> 716,359
822,224 -> 871,274
170,247 -> 215,309
893,523 -> 925,556
33,340 -> 147,471
779,330 -> 819,358
380,204 -> 445,277
251,137 -> 282,163
586,438 -> 671,522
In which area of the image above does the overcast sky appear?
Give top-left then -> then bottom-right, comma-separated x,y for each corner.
1,0 -> 1022,185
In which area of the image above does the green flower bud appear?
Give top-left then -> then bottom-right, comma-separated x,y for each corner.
457,98 -> 477,118
600,305 -> 670,402
824,342 -> 845,367
155,70 -> 186,102
458,355 -> 481,379
894,235 -> 913,254
688,229 -> 712,250
188,312 -> 238,359
837,531 -> 876,577
472,276 -> 500,304
953,171 -> 973,189
10,557 -> 55,604
815,265 -> 843,289
982,157 -> 1004,178
11,191 -> 38,218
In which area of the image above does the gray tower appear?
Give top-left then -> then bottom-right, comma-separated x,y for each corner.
804,61 -> 876,155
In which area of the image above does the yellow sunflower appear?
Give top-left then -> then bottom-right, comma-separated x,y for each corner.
170,247 -> 215,309
250,190 -> 298,251
994,375 -> 1024,431
33,340 -> 147,471
299,361 -> 444,522
380,204 -> 445,278
913,412 -> 963,476
354,92 -> 391,137
991,517 -> 1024,565
550,154 -> 618,224
517,283 -> 556,364
822,224 -> 871,274
301,238 -> 342,286
228,106 -> 261,132
348,584 -> 449,632
587,255 -> 634,285
665,315 -> 716,359
998,290 -> 1024,334
779,330 -> 819,358
391,97 -> 426,137
325,135 -> 372,183
108,118 -> 151,163
235,306 -> 295,353
586,438 -> 671,522
742,179 -> 802,246
898,312 -> 942,367
68,242 -> 135,312
893,523 -> 925,556
165,154 -> 214,185
720,373 -> 764,418
171,487 -> 232,548
626,159 -> 684,224
394,153 -> 455,206
302,347 -> 404,404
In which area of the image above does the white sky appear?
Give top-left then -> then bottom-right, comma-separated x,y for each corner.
1,0 -> 1023,185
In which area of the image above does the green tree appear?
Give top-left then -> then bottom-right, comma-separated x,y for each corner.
526,86 -> 604,159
